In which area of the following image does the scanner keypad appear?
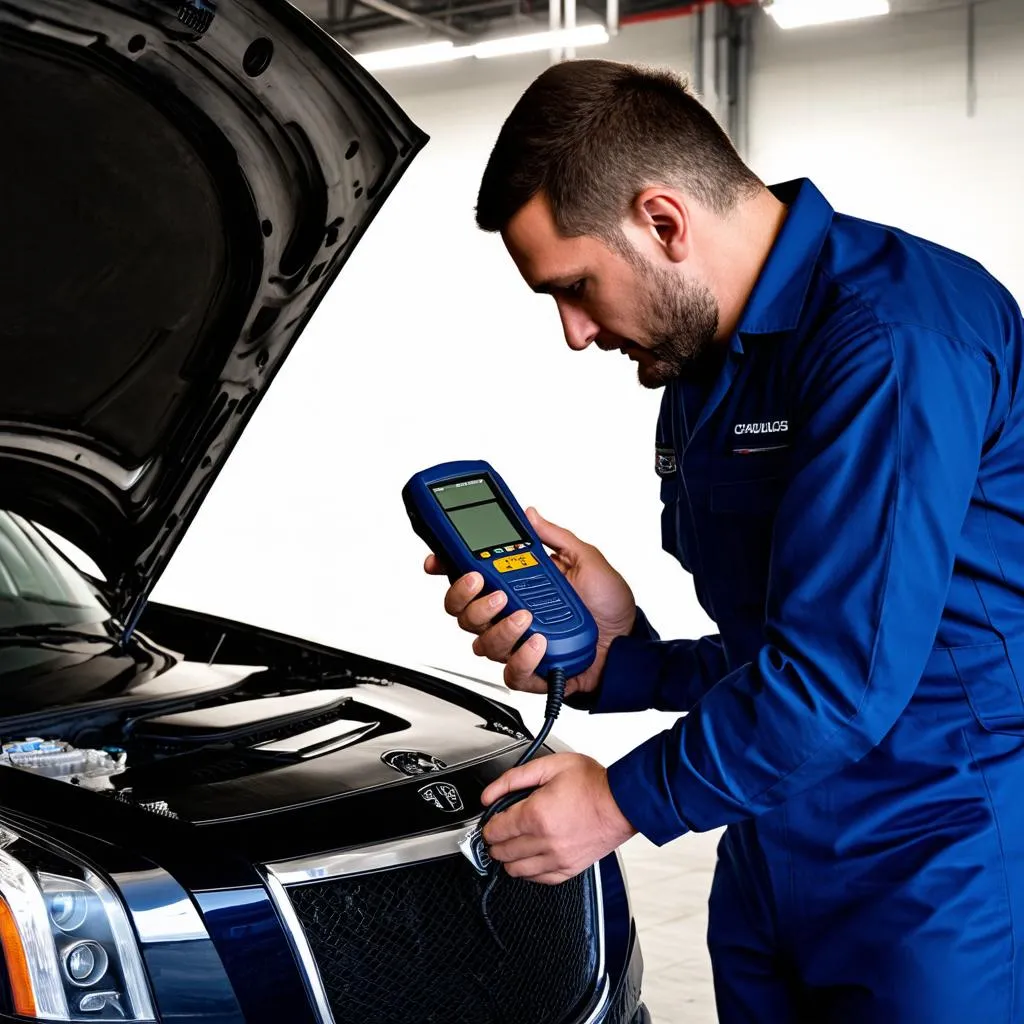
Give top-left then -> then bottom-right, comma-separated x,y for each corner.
509,574 -> 574,620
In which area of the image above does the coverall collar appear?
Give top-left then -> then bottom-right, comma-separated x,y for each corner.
737,178 -> 835,337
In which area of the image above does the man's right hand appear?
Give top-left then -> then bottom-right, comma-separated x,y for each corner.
424,507 -> 637,699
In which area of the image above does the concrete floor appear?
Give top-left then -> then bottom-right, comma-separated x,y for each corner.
619,829 -> 724,1024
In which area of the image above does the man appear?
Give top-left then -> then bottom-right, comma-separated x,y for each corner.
423,58 -> 1024,1022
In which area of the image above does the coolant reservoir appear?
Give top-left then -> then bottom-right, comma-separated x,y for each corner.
1,738 -> 127,791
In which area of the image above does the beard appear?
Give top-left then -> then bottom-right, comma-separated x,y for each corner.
632,262 -> 720,389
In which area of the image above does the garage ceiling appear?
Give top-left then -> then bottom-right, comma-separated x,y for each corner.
292,0 -> 977,56
294,0 -> 748,50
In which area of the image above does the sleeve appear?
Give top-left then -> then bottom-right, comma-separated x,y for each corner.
585,613 -> 730,714
604,323 -> 998,844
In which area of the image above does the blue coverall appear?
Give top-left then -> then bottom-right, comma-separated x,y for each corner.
590,179 -> 1024,1022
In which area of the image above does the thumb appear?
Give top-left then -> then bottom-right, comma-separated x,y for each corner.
525,507 -> 581,555
481,754 -> 561,807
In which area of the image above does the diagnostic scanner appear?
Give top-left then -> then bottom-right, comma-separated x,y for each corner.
403,460 -> 598,680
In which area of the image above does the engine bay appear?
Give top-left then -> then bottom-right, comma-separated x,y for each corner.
1,737 -> 126,791
0,655 -> 528,823
1,673 -> 392,812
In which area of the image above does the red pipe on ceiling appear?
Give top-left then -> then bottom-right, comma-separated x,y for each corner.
620,0 -> 757,26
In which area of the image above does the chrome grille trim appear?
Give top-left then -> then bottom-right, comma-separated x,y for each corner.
262,869 -> 334,1024
263,821 -> 608,1024
266,818 -> 484,884
580,975 -> 612,1024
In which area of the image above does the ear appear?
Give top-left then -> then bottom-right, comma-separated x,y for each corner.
631,188 -> 689,263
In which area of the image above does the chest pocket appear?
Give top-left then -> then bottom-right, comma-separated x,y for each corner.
710,442 -> 791,513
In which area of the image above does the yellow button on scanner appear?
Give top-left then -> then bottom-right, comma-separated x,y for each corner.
481,551 -> 491,558
493,552 -> 539,574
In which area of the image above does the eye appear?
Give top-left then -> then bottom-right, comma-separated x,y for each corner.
565,279 -> 586,298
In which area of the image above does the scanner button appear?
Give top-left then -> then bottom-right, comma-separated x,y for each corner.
524,596 -> 561,611
511,577 -> 548,592
537,609 -> 574,624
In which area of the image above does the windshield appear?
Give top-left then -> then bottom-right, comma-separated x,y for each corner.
0,512 -> 108,631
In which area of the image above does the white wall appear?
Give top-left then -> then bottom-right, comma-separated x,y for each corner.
151,1 -> 1024,763
749,0 -> 1024,301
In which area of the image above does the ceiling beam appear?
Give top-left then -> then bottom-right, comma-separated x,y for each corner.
325,0 -> 357,44
324,0 -> 518,34
351,0 -> 471,39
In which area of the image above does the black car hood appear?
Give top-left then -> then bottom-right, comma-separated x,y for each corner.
0,0 -> 426,624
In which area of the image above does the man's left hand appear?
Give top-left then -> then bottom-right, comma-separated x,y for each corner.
480,753 -> 638,884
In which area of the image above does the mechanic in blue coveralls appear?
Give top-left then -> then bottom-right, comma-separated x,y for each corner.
423,60 -> 1024,1022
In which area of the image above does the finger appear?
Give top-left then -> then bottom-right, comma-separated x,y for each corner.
525,507 -> 582,555
503,857 -> 558,881
501,675 -> 548,695
529,872 -> 571,886
503,633 -> 546,689
481,801 -> 528,845
471,608 -> 533,661
442,572 -> 485,617
457,590 -> 507,635
481,757 -> 558,809
486,835 -> 547,864
423,553 -> 447,575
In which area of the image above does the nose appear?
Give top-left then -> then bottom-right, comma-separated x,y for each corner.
556,300 -> 599,352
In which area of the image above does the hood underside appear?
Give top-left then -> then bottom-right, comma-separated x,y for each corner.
0,0 -> 426,621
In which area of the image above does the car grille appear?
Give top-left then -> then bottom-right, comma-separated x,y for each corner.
285,853 -> 600,1024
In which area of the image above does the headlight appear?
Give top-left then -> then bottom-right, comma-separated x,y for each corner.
0,825 -> 154,1021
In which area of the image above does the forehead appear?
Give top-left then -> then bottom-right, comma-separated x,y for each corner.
502,193 -> 603,288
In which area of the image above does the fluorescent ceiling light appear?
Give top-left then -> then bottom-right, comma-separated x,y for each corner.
472,24 -> 609,59
355,24 -> 609,71
764,0 -> 890,30
356,40 -> 463,70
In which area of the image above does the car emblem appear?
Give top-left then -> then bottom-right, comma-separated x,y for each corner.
381,750 -> 449,776
458,825 -> 491,875
418,781 -> 464,813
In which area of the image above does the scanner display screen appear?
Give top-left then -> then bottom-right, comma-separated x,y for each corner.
432,476 -> 524,553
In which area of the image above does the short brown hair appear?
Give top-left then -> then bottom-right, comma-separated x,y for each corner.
475,59 -> 762,246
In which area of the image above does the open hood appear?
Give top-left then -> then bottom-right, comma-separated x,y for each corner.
0,0 -> 426,626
